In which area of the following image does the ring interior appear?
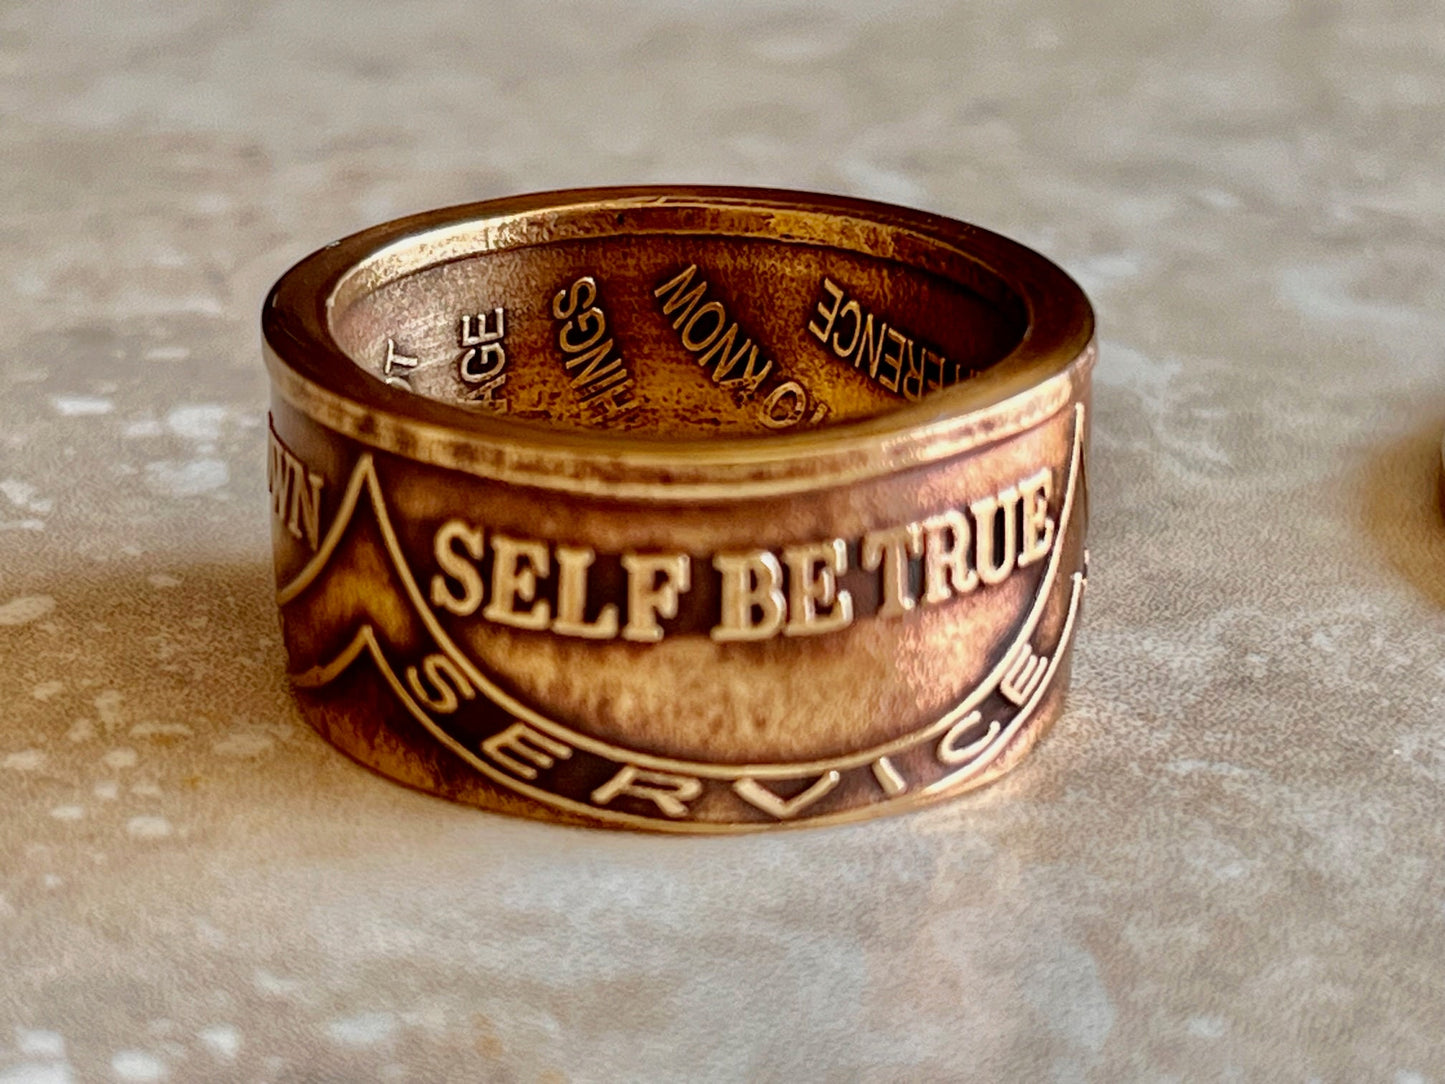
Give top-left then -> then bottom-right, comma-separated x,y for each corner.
327,201 -> 1029,439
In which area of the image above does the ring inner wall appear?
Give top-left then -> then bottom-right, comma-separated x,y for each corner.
330,226 -> 1027,439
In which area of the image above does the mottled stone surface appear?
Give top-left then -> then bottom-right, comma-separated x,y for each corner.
2,1 -> 1444,1080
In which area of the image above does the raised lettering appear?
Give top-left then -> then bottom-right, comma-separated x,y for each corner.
621,553 -> 692,643
1001,645 -> 1048,706
584,378 -> 639,418
855,312 -> 886,378
553,275 -> 634,424
404,653 -> 476,714
551,545 -> 619,639
552,276 -> 597,321
808,280 -> 955,401
938,713 -> 1002,766
711,551 -> 786,642
922,510 -> 978,604
654,264 -> 707,326
1017,468 -> 1055,568
861,523 -> 922,616
481,722 -> 572,780
267,429 -> 324,551
383,338 -> 418,388
971,486 -> 1020,586
429,520 -> 485,616
483,535 -> 551,630
878,327 -> 907,393
714,338 -> 773,392
681,300 -> 727,352
758,381 -> 807,429
558,307 -> 606,354
921,348 -> 944,395
655,265 -> 802,421
898,338 -> 924,400
563,337 -> 622,388
832,299 -> 862,357
871,756 -> 907,796
733,773 -> 841,819
591,765 -> 702,819
782,539 -> 853,636
459,309 -> 506,384
465,372 -> 508,410
808,278 -> 845,343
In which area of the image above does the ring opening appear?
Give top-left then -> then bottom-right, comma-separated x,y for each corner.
327,200 -> 1028,439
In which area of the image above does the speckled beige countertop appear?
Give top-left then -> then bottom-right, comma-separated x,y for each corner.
3,2 -> 1444,1081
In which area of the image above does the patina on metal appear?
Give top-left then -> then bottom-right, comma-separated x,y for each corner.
262,186 -> 1096,831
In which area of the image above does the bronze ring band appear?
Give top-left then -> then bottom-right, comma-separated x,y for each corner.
262,186 -> 1096,832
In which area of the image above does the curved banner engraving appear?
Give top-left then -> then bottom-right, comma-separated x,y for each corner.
275,405 -> 1088,829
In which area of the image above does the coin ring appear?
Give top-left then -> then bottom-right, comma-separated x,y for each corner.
263,186 -> 1096,831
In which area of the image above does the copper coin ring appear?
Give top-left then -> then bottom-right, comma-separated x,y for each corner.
262,186 -> 1096,832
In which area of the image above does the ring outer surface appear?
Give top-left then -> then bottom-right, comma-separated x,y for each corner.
262,186 -> 1097,832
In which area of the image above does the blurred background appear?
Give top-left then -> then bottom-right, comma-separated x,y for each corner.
2,1 -> 1443,1080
